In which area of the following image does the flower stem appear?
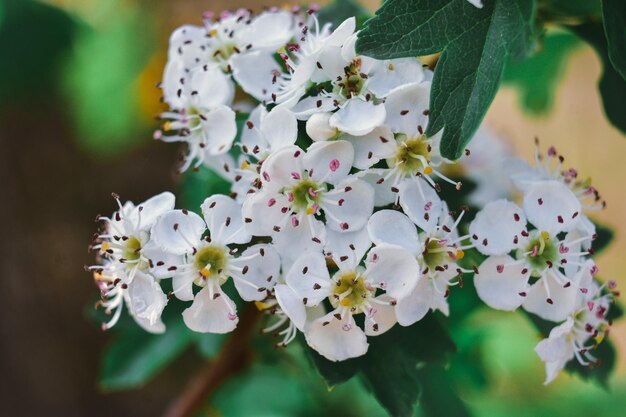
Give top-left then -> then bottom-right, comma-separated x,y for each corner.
163,305 -> 260,417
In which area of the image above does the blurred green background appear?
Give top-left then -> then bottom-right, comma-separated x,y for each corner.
1,0 -> 625,415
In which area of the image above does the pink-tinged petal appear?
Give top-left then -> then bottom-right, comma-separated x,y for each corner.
305,312 -> 368,361
182,287 -> 239,333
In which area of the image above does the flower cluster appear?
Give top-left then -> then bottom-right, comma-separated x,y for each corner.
88,8 -> 617,383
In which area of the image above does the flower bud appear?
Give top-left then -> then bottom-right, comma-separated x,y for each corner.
306,112 -> 338,141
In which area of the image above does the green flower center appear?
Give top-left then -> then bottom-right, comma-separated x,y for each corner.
336,58 -> 366,98
331,272 -> 372,312
123,236 -> 142,262
194,244 -> 229,284
522,231 -> 558,275
288,179 -> 323,211
388,134 -> 432,176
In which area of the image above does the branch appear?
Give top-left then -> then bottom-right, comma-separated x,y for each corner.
163,306 -> 260,417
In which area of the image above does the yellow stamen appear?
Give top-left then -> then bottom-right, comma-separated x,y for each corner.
541,231 -> 550,241
240,160 -> 250,170
306,207 -> 314,215
200,267 -> 211,277
595,334 -> 605,345
340,298 -> 351,307
424,166 -> 433,174
388,63 -> 394,70
163,121 -> 172,131
209,29 -> 218,37
255,301 -> 269,311
456,249 -> 465,260
101,242 -> 110,251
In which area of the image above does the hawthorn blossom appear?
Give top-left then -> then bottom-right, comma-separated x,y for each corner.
157,64 -> 237,172
367,186 -> 472,324
470,199 -> 597,322
508,142 -> 605,233
274,15 -> 357,106
148,195 -> 280,333
164,9 -> 295,102
280,229 -> 419,361
94,265 -> 167,333
242,141 -> 374,262
535,273 -> 616,384
240,105 -> 298,161
288,31 -> 425,137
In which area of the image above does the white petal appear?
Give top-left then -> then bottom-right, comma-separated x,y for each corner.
275,284 -> 307,331
522,272 -> 578,322
291,96 -> 336,119
367,209 -> 421,257
261,106 -> 297,151
305,312 -> 368,361
355,169 -> 396,206
187,65 -> 235,109
240,105 -> 266,151
126,271 -> 168,334
162,59 -> 186,109
365,295 -> 398,336
306,112 -> 338,141
182,287 -> 239,333
241,191 -> 289,236
231,51 -> 281,101
142,241 -> 185,279
271,215 -> 326,264
342,126 -> 396,169
285,251 -> 332,306
239,11 -> 294,50
367,58 -> 425,97
313,45 -> 347,82
304,140 -> 354,185
136,192 -> 176,229
522,180 -> 581,234
230,244 -> 280,301
201,105 -> 237,155
151,210 -> 205,255
398,177 -> 442,233
172,271 -> 196,301
325,17 -> 356,47
201,195 -> 251,245
260,145 -> 304,191
395,276 -> 432,326
384,82 -> 430,136
325,227 -> 372,270
329,99 -> 386,136
365,244 -> 419,299
323,178 -> 374,232
475,255 -> 529,311
469,199 -> 527,256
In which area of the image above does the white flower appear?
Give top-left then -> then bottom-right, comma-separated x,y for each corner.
367,193 -> 471,325
508,143 -> 605,233
90,192 -> 176,275
148,195 -> 280,333
535,275 -> 616,384
157,63 -> 237,172
281,229 -> 419,361
285,31 -> 424,137
93,264 -> 168,334
274,16 -> 357,106
242,141 -> 374,263
163,10 -> 295,103
240,105 -> 298,161
471,199 -> 597,321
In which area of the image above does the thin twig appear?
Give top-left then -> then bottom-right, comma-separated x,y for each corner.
163,306 -> 260,417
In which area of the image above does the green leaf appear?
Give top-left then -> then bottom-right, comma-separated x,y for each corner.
602,0 -> 626,80
415,366 -> 473,417
569,22 -> 626,135
99,318 -> 196,391
196,333 -> 227,358
356,0 -> 536,159
503,32 -> 581,115
318,0 -> 370,28
593,222 -> 614,254
306,314 -> 455,417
